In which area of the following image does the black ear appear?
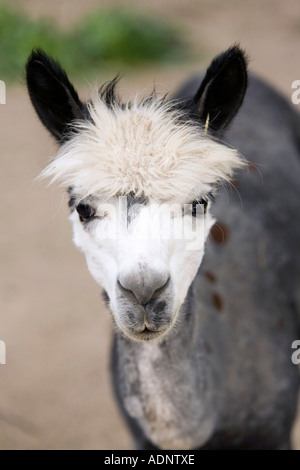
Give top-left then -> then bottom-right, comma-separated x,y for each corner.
26,49 -> 84,142
194,45 -> 248,132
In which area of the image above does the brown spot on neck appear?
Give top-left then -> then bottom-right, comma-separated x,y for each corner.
211,292 -> 224,312
210,222 -> 229,245
204,270 -> 217,284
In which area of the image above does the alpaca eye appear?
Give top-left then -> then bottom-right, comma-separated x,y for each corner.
191,198 -> 208,217
76,203 -> 95,222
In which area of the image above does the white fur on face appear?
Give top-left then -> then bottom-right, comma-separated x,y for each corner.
70,197 -> 215,339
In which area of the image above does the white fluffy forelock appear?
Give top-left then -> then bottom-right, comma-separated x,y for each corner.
41,93 -> 244,201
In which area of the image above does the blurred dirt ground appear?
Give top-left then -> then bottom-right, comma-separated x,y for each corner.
1,0 -> 300,449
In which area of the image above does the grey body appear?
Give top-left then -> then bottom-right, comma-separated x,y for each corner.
112,76 -> 300,449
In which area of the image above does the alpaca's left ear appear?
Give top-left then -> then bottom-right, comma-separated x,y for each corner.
194,45 -> 248,131
26,49 -> 84,142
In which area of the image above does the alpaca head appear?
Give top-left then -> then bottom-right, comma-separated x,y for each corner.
26,46 -> 247,342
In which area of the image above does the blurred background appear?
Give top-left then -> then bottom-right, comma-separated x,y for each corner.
0,0 -> 299,449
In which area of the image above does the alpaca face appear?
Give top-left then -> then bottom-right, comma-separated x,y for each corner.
47,95 -> 240,342
26,46 -> 247,342
69,192 -> 215,341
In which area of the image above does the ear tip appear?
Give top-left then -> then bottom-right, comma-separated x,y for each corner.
26,48 -> 47,66
26,49 -> 59,77
26,49 -> 47,89
224,44 -> 249,68
202,45 -> 248,86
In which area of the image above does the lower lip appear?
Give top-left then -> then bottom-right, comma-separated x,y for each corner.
128,329 -> 166,341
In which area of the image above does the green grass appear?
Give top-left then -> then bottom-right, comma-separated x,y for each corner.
0,4 -> 186,81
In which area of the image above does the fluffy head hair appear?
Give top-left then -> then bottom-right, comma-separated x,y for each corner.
41,82 -> 244,202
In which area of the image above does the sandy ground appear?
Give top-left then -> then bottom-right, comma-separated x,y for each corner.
1,0 -> 300,449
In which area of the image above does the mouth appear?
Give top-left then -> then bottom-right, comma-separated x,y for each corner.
123,326 -> 169,342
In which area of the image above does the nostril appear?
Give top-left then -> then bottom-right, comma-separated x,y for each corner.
117,279 -> 129,292
155,276 -> 170,294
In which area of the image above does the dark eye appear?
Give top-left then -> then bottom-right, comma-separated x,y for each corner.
76,203 -> 95,222
191,198 -> 208,217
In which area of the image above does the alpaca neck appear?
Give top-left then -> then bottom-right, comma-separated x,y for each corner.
114,294 -> 223,450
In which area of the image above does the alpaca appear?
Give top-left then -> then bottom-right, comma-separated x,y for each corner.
26,46 -> 300,450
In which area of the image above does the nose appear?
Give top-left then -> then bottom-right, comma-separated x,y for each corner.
118,266 -> 170,305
